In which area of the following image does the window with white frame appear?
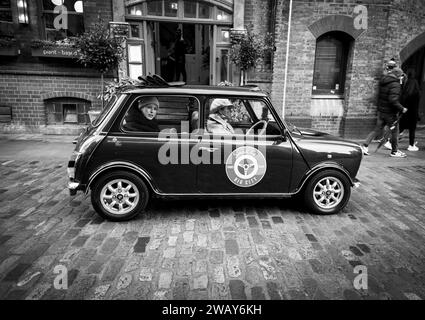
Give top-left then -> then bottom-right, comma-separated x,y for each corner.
128,42 -> 144,80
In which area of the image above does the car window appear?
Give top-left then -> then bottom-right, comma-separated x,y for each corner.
205,98 -> 252,134
92,94 -> 121,127
250,100 -> 276,122
205,97 -> 278,136
121,95 -> 200,134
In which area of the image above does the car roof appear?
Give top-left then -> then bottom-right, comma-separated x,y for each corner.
124,85 -> 268,97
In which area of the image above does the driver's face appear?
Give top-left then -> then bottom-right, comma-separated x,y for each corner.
220,105 -> 233,118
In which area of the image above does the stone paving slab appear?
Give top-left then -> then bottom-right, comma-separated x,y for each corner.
0,134 -> 424,300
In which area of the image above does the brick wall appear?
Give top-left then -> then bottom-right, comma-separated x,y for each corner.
0,0 -> 114,133
84,0 -> 113,28
0,73 -> 112,132
269,0 -> 425,138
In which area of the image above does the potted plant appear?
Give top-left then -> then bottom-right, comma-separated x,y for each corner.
74,19 -> 126,109
230,26 -> 274,86
0,38 -> 19,56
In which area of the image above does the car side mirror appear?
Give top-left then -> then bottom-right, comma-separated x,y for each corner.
281,129 -> 288,141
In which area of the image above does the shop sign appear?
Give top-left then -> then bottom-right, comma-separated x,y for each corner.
32,46 -> 80,58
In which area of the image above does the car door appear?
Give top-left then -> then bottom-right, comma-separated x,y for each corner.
197,97 -> 293,194
104,94 -> 200,194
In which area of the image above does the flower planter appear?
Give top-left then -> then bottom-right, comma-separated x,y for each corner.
31,46 -> 79,59
0,46 -> 19,56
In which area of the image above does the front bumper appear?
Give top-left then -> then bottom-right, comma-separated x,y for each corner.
353,178 -> 360,188
68,181 -> 86,196
68,181 -> 80,196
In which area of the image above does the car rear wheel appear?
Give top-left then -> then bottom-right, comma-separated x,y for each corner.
91,171 -> 149,221
304,170 -> 351,215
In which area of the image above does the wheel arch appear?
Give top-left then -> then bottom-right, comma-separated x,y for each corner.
296,162 -> 354,194
85,161 -> 158,195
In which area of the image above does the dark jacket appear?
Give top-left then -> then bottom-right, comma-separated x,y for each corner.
377,74 -> 404,114
123,106 -> 159,132
400,78 -> 421,121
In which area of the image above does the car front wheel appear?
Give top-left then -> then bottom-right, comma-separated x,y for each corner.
91,171 -> 149,221
304,170 -> 351,215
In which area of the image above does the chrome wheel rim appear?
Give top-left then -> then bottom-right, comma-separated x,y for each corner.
100,179 -> 139,215
313,177 -> 344,210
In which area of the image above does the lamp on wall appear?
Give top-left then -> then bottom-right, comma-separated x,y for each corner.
17,0 -> 29,24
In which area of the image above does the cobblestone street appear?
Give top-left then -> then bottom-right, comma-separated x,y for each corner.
0,133 -> 425,300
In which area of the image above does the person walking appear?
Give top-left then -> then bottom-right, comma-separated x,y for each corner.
361,67 -> 408,157
399,69 -> 421,151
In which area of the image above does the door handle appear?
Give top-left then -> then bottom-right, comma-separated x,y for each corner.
199,147 -> 218,152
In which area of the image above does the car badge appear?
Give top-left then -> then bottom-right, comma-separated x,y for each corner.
225,146 -> 267,188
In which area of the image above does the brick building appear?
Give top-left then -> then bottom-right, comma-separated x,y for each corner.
0,0 -> 113,134
269,0 -> 425,137
1,0 -> 425,137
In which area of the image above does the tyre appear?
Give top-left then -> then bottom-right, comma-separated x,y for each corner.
91,170 -> 149,221
303,169 -> 351,215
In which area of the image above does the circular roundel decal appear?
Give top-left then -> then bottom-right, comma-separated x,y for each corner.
225,146 -> 267,188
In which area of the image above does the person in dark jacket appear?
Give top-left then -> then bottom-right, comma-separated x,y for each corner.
399,69 -> 421,151
123,96 -> 160,132
174,29 -> 187,82
361,67 -> 408,157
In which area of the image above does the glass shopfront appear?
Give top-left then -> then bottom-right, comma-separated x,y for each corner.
125,0 -> 235,85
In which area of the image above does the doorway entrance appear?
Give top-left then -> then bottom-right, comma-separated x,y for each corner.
402,46 -> 425,125
155,22 -> 211,85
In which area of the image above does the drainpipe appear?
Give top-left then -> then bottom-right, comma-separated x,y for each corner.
111,0 -> 128,80
282,0 -> 293,119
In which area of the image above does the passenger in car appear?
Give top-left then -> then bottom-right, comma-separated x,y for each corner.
123,96 -> 160,132
207,98 -> 235,135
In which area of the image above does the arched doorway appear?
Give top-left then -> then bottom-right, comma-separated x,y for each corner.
124,0 -> 235,85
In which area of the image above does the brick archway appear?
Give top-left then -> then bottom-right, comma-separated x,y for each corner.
308,15 -> 365,39
41,91 -> 95,103
400,32 -> 425,63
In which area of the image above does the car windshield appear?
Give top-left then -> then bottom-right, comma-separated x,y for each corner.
92,94 -> 122,127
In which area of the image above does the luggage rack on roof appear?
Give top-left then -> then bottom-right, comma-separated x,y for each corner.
137,75 -> 186,88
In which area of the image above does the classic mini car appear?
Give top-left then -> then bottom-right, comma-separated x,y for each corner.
68,77 -> 362,221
